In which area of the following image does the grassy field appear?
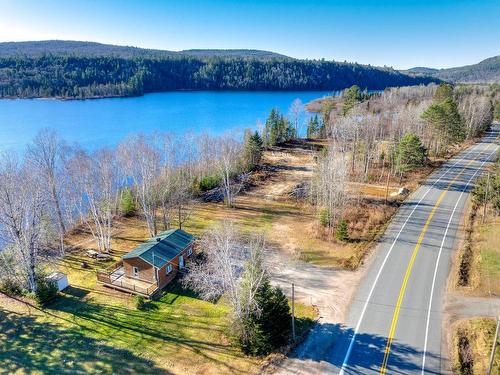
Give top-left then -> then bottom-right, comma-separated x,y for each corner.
454,204 -> 500,296
1,216 -> 317,375
473,214 -> 500,296
452,317 -> 499,374
1,281 -> 316,375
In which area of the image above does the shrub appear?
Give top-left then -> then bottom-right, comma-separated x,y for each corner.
198,175 -> 221,192
0,278 -> 22,296
134,295 -> 146,310
120,188 -> 135,216
336,219 -> 349,241
34,278 -> 58,305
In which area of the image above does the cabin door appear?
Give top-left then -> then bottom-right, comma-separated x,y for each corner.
179,255 -> 185,269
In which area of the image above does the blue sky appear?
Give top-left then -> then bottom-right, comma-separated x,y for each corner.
0,0 -> 498,69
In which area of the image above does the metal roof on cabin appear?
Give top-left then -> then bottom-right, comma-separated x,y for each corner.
122,229 -> 194,268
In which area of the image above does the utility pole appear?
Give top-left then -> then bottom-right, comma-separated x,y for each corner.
291,283 -> 296,341
385,169 -> 390,204
483,172 -> 490,224
487,315 -> 499,375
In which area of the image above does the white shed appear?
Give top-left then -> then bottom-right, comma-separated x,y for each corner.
45,272 -> 69,291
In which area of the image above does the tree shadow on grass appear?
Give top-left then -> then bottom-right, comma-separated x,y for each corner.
0,308 -> 169,375
157,279 -> 223,304
61,285 -> 90,299
44,294 -> 245,374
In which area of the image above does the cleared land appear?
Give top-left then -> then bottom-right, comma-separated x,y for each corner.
189,141 -> 411,269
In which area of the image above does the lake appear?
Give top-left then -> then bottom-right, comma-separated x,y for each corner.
0,91 -> 331,152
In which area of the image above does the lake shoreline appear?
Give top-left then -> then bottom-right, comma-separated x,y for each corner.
0,88 -> 336,102
0,91 -> 330,152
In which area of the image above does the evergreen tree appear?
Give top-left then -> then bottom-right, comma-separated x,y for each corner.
342,85 -> 362,116
494,101 -> 500,122
307,115 -> 320,138
434,82 -> 453,102
395,133 -> 427,176
321,99 -> 336,132
243,129 -> 264,170
239,278 -> 292,356
120,188 -> 135,216
422,97 -> 465,152
336,219 -> 349,241
264,108 -> 294,146
319,208 -> 330,227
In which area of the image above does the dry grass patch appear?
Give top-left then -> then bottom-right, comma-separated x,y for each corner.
454,204 -> 500,296
451,317 -> 499,375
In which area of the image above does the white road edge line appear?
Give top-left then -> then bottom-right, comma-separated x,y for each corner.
337,136 -> 493,375
421,145 -> 499,374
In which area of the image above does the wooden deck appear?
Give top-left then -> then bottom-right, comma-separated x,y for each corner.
97,262 -> 158,297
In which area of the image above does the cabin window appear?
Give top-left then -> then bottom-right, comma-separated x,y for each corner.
166,264 -> 173,274
187,247 -> 193,256
133,266 -> 139,277
179,255 -> 185,269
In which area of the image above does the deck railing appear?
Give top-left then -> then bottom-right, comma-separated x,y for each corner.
96,271 -> 112,284
96,261 -> 158,296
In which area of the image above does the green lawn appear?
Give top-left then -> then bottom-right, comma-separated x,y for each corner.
477,217 -> 500,295
1,280 -> 316,375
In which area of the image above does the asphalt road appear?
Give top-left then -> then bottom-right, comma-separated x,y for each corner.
278,126 -> 499,374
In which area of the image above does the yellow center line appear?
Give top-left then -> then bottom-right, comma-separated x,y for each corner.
379,142 -> 494,375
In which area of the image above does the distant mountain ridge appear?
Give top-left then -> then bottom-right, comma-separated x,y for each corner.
0,40 -> 438,99
403,56 -> 500,83
0,40 -> 289,60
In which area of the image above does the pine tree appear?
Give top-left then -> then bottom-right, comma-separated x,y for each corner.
494,101 -> 500,122
434,83 -> 453,102
422,97 -> 465,153
342,85 -> 362,116
243,130 -> 263,170
336,219 -> 349,241
120,188 -> 135,216
239,278 -> 292,356
265,108 -> 294,146
395,133 -> 427,176
307,115 -> 320,138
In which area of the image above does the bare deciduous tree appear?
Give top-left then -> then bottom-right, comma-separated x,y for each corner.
289,98 -> 304,137
26,129 -> 67,253
184,221 -> 267,322
66,148 -> 119,253
312,146 -> 349,228
215,135 -> 243,208
118,135 -> 161,237
0,154 -> 47,292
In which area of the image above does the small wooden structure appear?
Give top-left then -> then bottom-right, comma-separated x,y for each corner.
97,229 -> 195,297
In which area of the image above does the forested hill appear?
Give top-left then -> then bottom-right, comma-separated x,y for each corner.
0,40 -> 438,99
403,56 -> 500,83
0,40 -> 288,60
